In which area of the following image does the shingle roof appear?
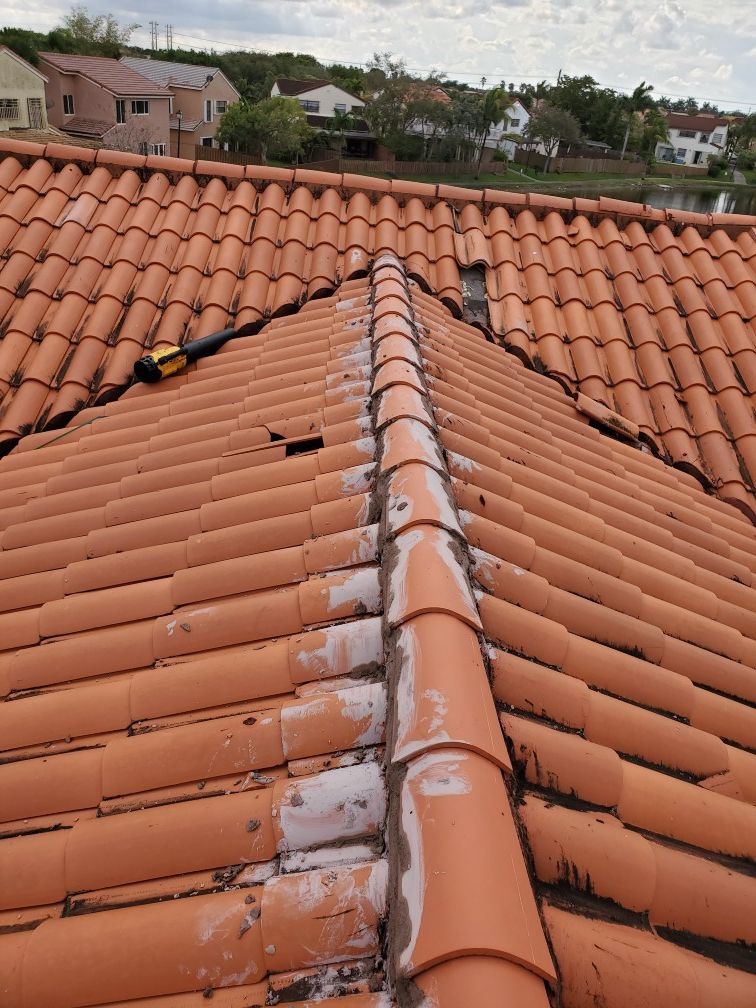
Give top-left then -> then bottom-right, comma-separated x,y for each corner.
0,254 -> 755,1007
38,52 -> 170,97
665,112 -> 729,131
122,56 -> 237,94
56,115 -> 111,137
274,77 -> 335,96
1,139 -> 756,519
274,77 -> 364,104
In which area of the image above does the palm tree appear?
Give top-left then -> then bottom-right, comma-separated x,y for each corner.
476,87 -> 512,176
324,108 -> 357,153
621,81 -> 655,159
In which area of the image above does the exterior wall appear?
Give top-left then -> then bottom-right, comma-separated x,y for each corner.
41,61 -> 113,129
271,82 -> 364,118
655,123 -> 728,165
108,97 -> 170,153
170,126 -> 199,157
171,75 -> 239,147
487,100 -> 529,155
0,51 -> 47,129
41,58 -> 169,152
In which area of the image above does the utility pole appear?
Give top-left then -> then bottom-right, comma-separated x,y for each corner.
557,68 -> 562,85
149,21 -> 158,51
166,25 -> 173,50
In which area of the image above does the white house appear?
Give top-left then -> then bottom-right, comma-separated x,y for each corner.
270,78 -> 365,119
486,98 -> 530,156
655,112 -> 728,166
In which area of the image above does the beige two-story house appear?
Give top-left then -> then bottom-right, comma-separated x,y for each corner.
0,46 -> 48,131
39,52 -> 170,154
122,57 -> 240,156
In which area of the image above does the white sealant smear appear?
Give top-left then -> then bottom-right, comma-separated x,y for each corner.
422,465 -> 462,534
340,462 -> 375,496
338,681 -> 387,747
277,761 -> 386,852
447,450 -> 476,475
326,567 -> 381,615
295,617 -> 383,679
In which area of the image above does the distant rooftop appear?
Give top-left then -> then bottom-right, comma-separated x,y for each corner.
121,56 -> 239,96
38,52 -> 170,97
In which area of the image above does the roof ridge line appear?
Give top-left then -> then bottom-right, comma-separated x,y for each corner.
1,139 -> 754,235
366,254 -> 556,1005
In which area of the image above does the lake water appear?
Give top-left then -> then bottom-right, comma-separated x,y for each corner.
534,183 -> 756,217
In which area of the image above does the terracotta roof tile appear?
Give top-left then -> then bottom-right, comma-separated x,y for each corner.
1,226 -> 756,1008
0,140 -> 754,519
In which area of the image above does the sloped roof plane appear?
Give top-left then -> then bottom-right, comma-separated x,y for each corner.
0,139 -> 755,519
122,56 -> 240,97
38,52 -> 171,97
0,251 -> 755,1007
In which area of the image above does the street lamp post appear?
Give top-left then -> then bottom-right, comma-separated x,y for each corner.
176,109 -> 183,159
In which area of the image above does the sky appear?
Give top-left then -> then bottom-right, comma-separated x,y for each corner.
8,0 -> 756,111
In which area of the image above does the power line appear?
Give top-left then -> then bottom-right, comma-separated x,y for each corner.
160,29 -> 754,109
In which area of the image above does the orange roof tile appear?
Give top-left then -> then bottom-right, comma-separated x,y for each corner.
0,174 -> 755,1007
0,141 -> 755,518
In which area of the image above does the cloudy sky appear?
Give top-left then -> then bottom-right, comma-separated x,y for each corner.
10,0 -> 756,110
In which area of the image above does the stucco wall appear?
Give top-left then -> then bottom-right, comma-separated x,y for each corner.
0,51 -> 47,129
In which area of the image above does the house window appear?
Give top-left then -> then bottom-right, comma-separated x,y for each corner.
299,99 -> 319,112
334,103 -> 347,113
351,105 -> 362,112
204,99 -> 212,122
131,100 -> 150,115
699,133 -> 710,144
63,94 -> 75,115
201,136 -> 213,146
115,99 -> 125,124
675,148 -> 687,161
215,100 -> 227,115
138,142 -> 149,155
712,131 -> 724,144
510,118 -> 520,127
677,129 -> 696,138
149,143 -> 166,156
0,98 -> 19,119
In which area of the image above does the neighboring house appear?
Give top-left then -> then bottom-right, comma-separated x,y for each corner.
122,57 -> 240,156
0,45 -> 48,130
655,111 -> 728,165
271,77 -> 365,119
487,97 -> 530,157
38,52 -> 170,154
271,77 -> 375,157
407,90 -> 532,161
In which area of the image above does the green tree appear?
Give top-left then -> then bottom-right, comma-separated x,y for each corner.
406,95 -> 453,159
632,107 -> 670,164
0,27 -> 46,64
52,5 -> 139,57
620,81 -> 655,158
321,108 -> 357,153
476,86 -> 512,175
524,102 -> 581,172
216,97 -> 313,162
363,53 -> 415,150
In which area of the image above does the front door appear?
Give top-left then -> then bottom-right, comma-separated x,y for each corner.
27,98 -> 43,128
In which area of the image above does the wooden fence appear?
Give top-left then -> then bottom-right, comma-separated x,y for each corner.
514,150 -> 645,175
192,146 -> 262,165
652,162 -> 708,178
336,158 -> 506,176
